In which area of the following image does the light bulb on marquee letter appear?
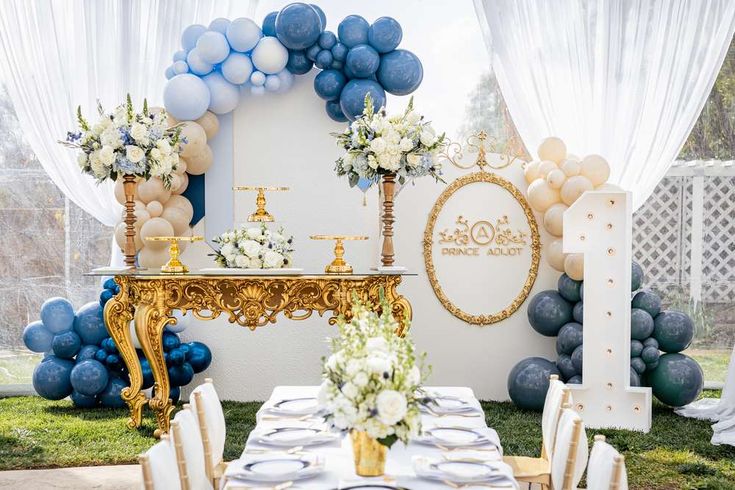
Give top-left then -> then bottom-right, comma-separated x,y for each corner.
563,191 -> 652,432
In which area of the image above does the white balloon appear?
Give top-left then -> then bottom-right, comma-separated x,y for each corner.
546,238 -> 566,272
538,137 -> 567,163
560,158 -> 581,177
581,154 -> 611,186
546,168 -> 566,189
524,160 -> 541,184
167,309 -> 191,333
537,160 -> 558,177
527,179 -> 561,213
251,36 -> 288,74
543,203 -> 568,237
560,175 -> 594,206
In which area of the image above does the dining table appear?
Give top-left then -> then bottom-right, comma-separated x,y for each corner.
222,386 -> 519,489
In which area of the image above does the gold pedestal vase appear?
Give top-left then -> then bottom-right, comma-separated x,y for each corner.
122,175 -> 138,268
350,430 -> 387,476
380,173 -> 397,267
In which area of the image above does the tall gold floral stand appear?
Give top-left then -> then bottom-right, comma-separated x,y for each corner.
97,270 -> 413,437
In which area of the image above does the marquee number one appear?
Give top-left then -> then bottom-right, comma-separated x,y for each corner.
564,191 -> 652,432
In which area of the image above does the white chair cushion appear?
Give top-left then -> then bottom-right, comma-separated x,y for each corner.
143,438 -> 180,490
551,408 -> 588,490
172,408 -> 213,490
541,378 -> 566,458
190,382 -> 226,468
587,439 -> 628,490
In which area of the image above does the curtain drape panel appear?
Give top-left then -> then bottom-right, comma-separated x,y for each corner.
474,0 -> 735,210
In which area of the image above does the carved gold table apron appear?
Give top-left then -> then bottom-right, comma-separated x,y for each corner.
103,273 -> 412,437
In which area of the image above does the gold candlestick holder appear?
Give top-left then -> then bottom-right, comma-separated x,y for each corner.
310,235 -> 368,274
233,185 -> 289,222
145,236 -> 204,274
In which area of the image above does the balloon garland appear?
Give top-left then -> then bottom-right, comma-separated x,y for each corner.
23,280 -> 212,408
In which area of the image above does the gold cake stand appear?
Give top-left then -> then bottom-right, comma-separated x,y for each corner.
145,235 -> 204,273
233,185 -> 289,222
310,235 -> 369,274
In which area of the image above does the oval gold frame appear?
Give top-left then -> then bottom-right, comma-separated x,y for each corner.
423,172 -> 541,325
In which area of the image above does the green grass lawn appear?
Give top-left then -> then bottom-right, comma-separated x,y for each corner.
687,348 -> 732,384
1,392 -> 734,489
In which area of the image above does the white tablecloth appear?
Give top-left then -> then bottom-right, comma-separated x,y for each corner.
224,386 -> 518,489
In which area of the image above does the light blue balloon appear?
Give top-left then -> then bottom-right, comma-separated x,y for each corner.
73,301 -> 107,346
221,52 -> 253,85
368,17 -> 403,53
163,73 -> 211,121
208,17 -> 231,34
173,50 -> 188,62
339,79 -> 386,121
275,2 -> 322,50
23,320 -> 53,353
186,48 -> 213,76
33,356 -> 74,400
181,24 -> 207,51
41,297 -> 74,334
165,66 -> 176,80
52,331 -> 81,359
70,360 -> 109,396
203,72 -> 240,114
345,44 -> 380,78
226,17 -> 262,53
172,60 -> 189,75
376,49 -> 423,95
264,75 -> 281,92
338,15 -> 369,48
250,70 -> 266,86
251,85 -> 266,96
196,31 -> 230,64
276,69 -> 295,92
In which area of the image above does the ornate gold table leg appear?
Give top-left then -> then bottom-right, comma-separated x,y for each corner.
104,277 -> 146,429
135,288 -> 176,437
384,277 -> 412,337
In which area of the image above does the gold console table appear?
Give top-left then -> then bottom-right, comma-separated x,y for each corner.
94,270 -> 413,437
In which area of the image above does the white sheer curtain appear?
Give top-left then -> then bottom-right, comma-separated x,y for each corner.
0,0 -> 257,229
474,0 -> 735,210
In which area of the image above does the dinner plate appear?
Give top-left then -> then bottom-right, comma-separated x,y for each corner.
421,395 -> 477,414
257,427 -> 337,447
414,456 -> 512,485
416,427 -> 490,447
431,461 -> 496,480
264,397 -> 321,417
228,453 -> 324,483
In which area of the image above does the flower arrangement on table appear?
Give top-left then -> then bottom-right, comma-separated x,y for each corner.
211,223 -> 294,269
319,296 -> 428,468
61,95 -> 182,187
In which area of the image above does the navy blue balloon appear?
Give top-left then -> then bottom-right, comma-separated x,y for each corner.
170,386 -> 181,404
41,297 -> 75,334
326,101 -> 348,122
630,339 -> 644,358
275,3 -> 322,50
23,320 -> 53,353
643,337 -> 659,350
70,360 -> 109,396
162,331 -> 181,352
331,60 -> 343,70
315,49 -> 333,70
527,290 -> 573,337
631,308 -> 655,340
74,301 -> 108,346
187,341 -> 213,373
262,11 -> 278,37
331,42 -> 348,61
507,357 -> 560,411
653,310 -> 694,353
141,358 -> 154,390
345,44 -> 380,78
169,363 -> 195,387
103,278 -> 117,291
368,17 -> 402,53
99,289 -> 114,307
94,348 -> 108,363
99,377 -> 129,408
557,274 -> 582,303
376,49 -> 423,95
649,353 -> 703,406
168,348 -> 186,366
52,331 -> 82,359
102,337 -> 118,354
71,390 -> 98,408
567,375 -> 582,385
76,345 -> 99,363
309,4 -> 326,31
630,368 -> 641,387
579,283 -> 584,301
571,345 -> 583,375
556,354 -> 576,381
572,301 -> 584,324
646,359 -> 659,372
631,357 -> 646,374
339,79 -> 386,121
556,322 -> 583,355
631,261 -> 644,291
33,356 -> 74,400
319,31 -> 337,50
105,354 -> 122,371
306,43 -> 321,62
641,345 -> 660,364
286,49 -> 313,75
338,15 -> 369,48
314,69 -> 347,101
632,290 -> 661,317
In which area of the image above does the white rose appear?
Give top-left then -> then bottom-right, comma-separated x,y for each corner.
376,390 -> 407,426
407,153 -> 421,167
125,145 -> 145,163
406,111 -> 421,124
235,255 -> 249,268
100,128 -> 122,149
240,240 -> 261,258
367,356 -> 391,375
130,122 -> 147,142
157,139 -> 172,154
150,148 -> 162,161
98,145 -> 115,166
220,243 -> 235,257
399,137 -> 414,152
263,250 -> 285,268
366,336 -> 388,353
353,371 -> 369,388
370,137 -> 387,154
420,127 -> 437,146
341,382 -> 359,400
245,227 -> 263,240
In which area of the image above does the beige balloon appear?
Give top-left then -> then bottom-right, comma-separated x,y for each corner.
166,113 -> 178,129
185,144 -> 213,175
132,208 -> 151,228
175,157 -> 188,175
546,168 -> 566,190
524,160 -> 541,184
581,154 -> 611,186
137,177 -> 171,205
537,160 -> 558,178
564,253 -> 585,281
179,121 -> 207,158
138,246 -> 171,268
140,217 -> 174,250
146,200 -> 163,218
543,203 -> 568,237
115,221 -> 143,251
527,179 -> 561,213
196,111 -> 220,140
166,195 -> 194,222
161,206 -> 190,236
545,238 -> 566,272
560,159 -> 581,177
560,175 -> 594,206
173,172 -> 189,195
177,227 -> 194,253
538,137 -> 567,163
114,177 -> 141,205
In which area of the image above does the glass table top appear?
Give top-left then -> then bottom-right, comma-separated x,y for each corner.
85,268 -> 417,277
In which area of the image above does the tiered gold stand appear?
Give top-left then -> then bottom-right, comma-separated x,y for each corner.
233,185 -> 289,222
310,235 -> 368,274
145,236 -> 203,273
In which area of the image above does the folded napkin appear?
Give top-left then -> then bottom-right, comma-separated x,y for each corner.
413,427 -> 503,454
247,425 -> 342,449
224,452 -> 325,483
413,456 -> 518,488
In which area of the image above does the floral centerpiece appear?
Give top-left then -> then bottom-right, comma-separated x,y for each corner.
61,95 -> 182,187
319,296 -> 428,476
211,223 -> 294,269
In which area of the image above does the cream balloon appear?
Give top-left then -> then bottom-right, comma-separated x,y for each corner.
560,175 -> 594,206
114,177 -> 141,205
140,217 -> 175,250
137,177 -> 171,205
166,113 -> 178,129
581,154 -> 611,186
538,137 -> 567,163
115,221 -> 144,251
173,172 -> 189,195
537,160 -> 558,178
138,246 -> 171,268
595,183 -> 623,191
564,253 -> 585,281
545,238 -> 566,272
527,179 -> 561,213
560,159 -> 581,177
169,174 -> 183,194
185,145 -> 213,175
166,195 -> 194,222
175,157 -> 188,175
524,160 -> 541,184
161,206 -> 190,236
543,203 -> 568,237
132,208 -> 151,228
179,121 -> 207,159
177,227 -> 194,253
195,111 -> 220,140
146,200 -> 163,218
546,169 -> 566,190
